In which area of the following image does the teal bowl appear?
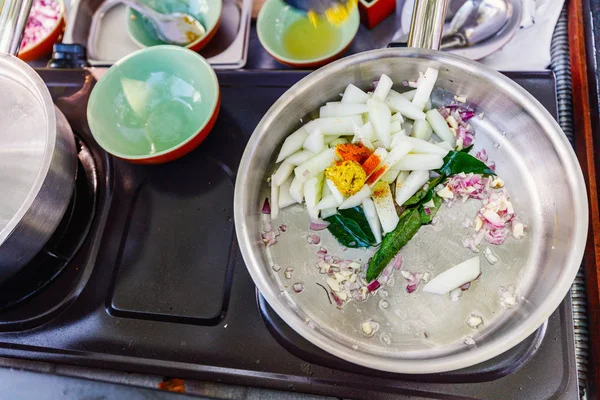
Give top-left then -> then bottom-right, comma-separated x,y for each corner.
257,0 -> 360,68
127,0 -> 223,52
87,45 -> 220,164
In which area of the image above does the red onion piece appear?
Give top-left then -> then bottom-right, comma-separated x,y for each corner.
460,282 -> 471,291
20,0 -> 61,50
406,282 -> 419,293
261,198 -> 271,214
367,280 -> 380,292
331,291 -> 344,307
279,224 -> 287,232
293,283 -> 305,293
392,255 -> 403,270
309,220 -> 330,231
307,234 -> 321,245
460,110 -> 476,121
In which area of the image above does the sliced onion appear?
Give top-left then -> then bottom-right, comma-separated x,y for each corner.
392,254 -> 403,270
309,220 -> 330,231
261,198 -> 271,214
331,291 -> 344,307
293,283 -> 305,293
367,280 -> 380,292
307,234 -> 321,244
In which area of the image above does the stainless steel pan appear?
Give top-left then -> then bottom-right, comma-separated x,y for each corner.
0,0 -> 77,284
234,0 -> 588,373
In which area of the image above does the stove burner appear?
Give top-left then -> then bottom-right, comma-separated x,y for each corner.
0,137 -> 97,311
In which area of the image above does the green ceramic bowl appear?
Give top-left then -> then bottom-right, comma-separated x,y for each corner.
127,0 -> 223,52
257,0 -> 359,68
87,45 -> 220,164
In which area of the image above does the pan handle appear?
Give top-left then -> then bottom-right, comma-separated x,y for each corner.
407,0 -> 449,50
0,0 -> 33,55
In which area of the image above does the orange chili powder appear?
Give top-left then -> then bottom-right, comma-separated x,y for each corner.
335,143 -> 373,164
362,152 -> 383,176
366,164 -> 388,185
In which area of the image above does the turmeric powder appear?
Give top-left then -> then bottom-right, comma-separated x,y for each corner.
325,160 -> 366,196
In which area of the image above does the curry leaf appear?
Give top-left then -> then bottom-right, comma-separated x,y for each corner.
324,207 -> 376,248
366,208 -> 422,282
403,176 -> 444,208
438,150 -> 496,176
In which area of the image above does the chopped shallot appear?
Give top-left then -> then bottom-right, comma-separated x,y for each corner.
331,291 -> 344,307
261,198 -> 271,214
307,234 -> 321,244
450,288 -> 462,301
367,280 -> 381,292
20,0 -> 61,51
262,229 -> 280,247
309,220 -> 329,231
284,267 -> 293,279
483,247 -> 499,264
467,314 -> 484,329
401,271 -> 423,293
293,282 -> 305,293
272,264 -> 282,272
360,320 -> 380,336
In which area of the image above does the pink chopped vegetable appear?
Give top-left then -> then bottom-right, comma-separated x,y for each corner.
456,125 -> 474,148
307,234 -> 321,245
20,0 -> 61,51
485,228 -> 508,244
367,280 -> 380,292
459,110 -> 476,121
392,255 -> 403,270
262,198 -> 271,214
460,282 -> 471,291
475,149 -> 488,163
447,173 -> 491,201
331,291 -> 344,307
293,283 -> 305,293
309,220 -> 330,231
401,271 -> 423,294
279,224 -> 287,232
261,230 -> 280,247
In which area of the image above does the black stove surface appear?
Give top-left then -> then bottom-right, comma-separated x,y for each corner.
0,69 -> 578,399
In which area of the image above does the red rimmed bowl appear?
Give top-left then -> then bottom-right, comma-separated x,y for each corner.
127,0 -> 222,53
257,0 -> 359,68
87,45 -> 220,164
18,0 -> 66,61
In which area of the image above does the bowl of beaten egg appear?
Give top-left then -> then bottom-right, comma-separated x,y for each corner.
257,0 -> 360,68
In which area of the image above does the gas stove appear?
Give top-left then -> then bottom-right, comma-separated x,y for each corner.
0,68 -> 578,399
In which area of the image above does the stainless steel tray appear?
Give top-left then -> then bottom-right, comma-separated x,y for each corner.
63,0 -> 251,69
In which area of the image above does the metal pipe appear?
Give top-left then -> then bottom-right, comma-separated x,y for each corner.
0,0 -> 34,55
407,0 -> 448,50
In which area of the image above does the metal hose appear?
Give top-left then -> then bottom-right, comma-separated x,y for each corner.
550,5 -> 588,399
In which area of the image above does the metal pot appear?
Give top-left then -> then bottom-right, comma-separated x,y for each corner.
234,0 -> 588,373
0,0 -> 77,284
